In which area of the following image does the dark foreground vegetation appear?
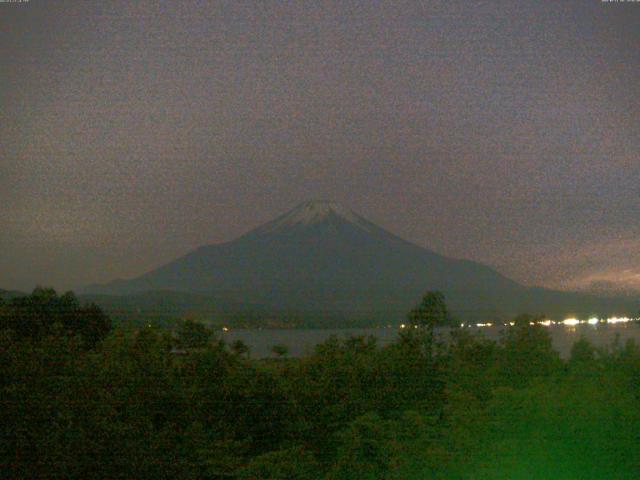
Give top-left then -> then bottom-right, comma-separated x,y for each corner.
1,289 -> 640,479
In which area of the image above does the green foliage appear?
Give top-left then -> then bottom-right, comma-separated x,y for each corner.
1,301 -> 639,479
440,374 -> 640,479
569,335 -> 597,368
271,343 -> 289,358
237,446 -> 319,480
446,329 -> 499,402
497,321 -> 561,387
176,318 -> 213,348
0,287 -> 111,348
231,339 -> 251,357
327,413 -> 394,480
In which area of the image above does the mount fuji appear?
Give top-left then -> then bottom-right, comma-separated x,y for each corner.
84,201 -> 636,325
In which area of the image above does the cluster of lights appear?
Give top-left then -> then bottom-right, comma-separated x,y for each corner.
606,316 -> 634,324
458,322 -> 495,328
456,316 -> 638,328
561,316 -> 636,326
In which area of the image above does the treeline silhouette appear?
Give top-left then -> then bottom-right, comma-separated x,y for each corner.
1,289 -> 639,478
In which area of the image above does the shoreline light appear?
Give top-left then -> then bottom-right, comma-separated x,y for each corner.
562,318 -> 580,326
606,316 -> 631,324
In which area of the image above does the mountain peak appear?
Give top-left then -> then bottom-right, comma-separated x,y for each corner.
253,200 -> 372,235
289,200 -> 354,221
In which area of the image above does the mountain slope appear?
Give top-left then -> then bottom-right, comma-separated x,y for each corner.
85,201 -> 637,323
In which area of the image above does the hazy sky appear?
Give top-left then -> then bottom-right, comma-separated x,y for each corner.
1,0 -> 639,294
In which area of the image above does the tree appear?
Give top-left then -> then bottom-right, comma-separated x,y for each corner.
271,344 -> 289,358
73,303 -> 112,349
176,319 -> 213,349
231,339 -> 250,357
237,447 -> 319,480
499,320 -> 561,387
327,413 -> 395,480
0,288 -> 111,348
569,336 -> 596,369
407,291 -> 451,328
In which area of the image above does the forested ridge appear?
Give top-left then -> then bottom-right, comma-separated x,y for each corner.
1,289 -> 639,479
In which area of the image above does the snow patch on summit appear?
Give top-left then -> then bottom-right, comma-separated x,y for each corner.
257,200 -> 372,233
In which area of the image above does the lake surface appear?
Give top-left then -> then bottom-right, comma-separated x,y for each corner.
221,323 -> 640,359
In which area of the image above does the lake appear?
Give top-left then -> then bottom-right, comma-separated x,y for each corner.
221,323 -> 640,359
